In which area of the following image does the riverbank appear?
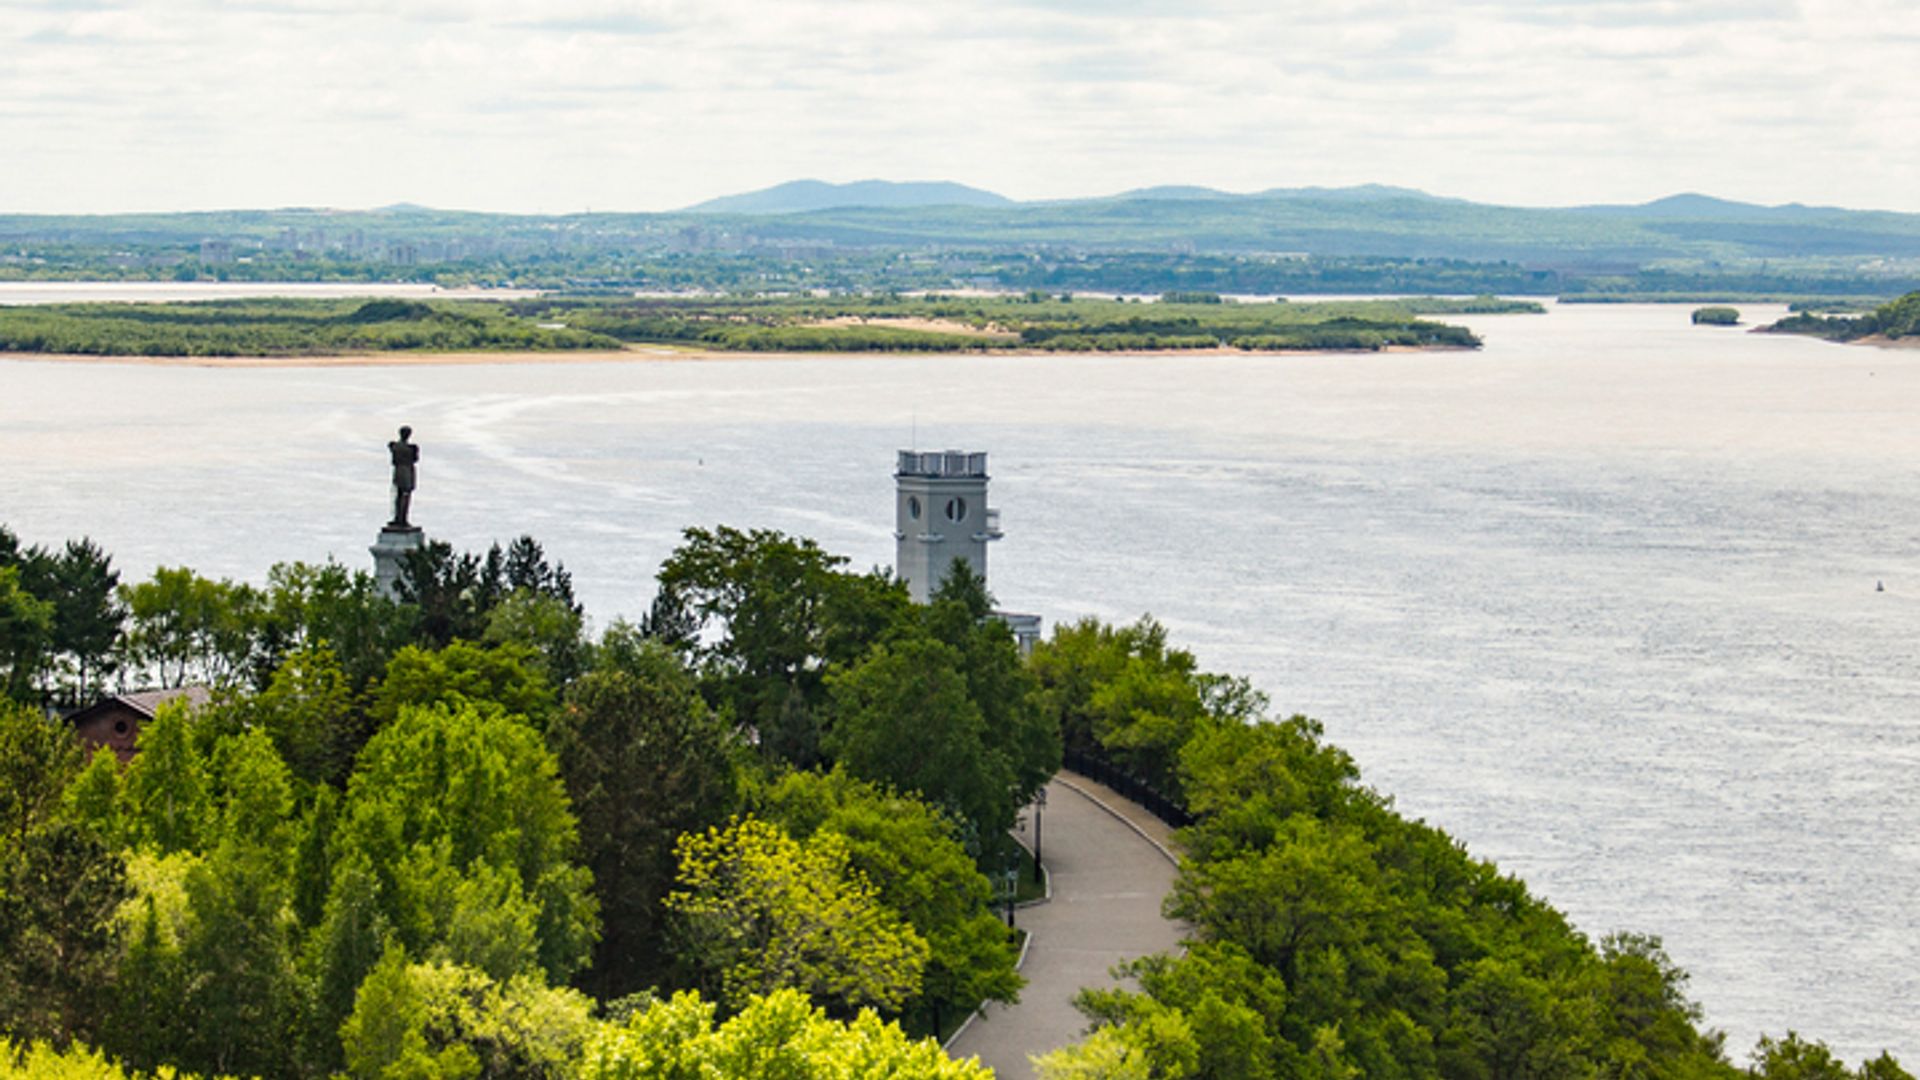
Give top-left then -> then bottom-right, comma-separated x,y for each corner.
0,342 -> 1474,368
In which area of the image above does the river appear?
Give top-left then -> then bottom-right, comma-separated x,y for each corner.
1,300 -> 1914,1062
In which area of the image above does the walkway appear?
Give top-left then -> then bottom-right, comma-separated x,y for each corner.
947,771 -> 1187,1080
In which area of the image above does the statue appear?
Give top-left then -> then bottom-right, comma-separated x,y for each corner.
387,426 -> 420,529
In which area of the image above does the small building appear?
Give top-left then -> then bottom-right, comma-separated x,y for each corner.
66,686 -> 213,763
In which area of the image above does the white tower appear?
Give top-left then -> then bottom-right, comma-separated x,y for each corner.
895,449 -> 1002,602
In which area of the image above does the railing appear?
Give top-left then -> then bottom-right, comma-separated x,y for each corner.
1062,746 -> 1195,828
897,449 -> 989,478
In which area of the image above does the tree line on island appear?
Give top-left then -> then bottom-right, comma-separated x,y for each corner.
0,294 -> 1527,358
1,522 -> 1909,1079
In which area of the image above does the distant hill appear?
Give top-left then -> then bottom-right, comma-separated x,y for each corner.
685,179 -> 1014,215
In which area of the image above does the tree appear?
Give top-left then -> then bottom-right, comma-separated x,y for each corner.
47,539 -> 125,704
0,565 -> 55,703
370,640 -> 554,731
333,701 -> 598,984
261,559 -> 411,692
116,700 -> 214,856
547,636 -> 742,997
340,948 -> 595,1080
664,817 -> 928,1015
761,769 -> 1021,1035
580,988 -> 992,1080
822,636 -> 1017,842
0,823 -> 130,1045
0,699 -> 82,852
483,590 -> 586,688
657,526 -> 910,765
119,566 -> 262,688
251,641 -> 362,787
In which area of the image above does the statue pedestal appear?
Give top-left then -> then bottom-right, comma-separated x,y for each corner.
370,526 -> 425,600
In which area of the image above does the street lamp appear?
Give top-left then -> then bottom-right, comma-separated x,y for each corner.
1032,786 -> 1048,884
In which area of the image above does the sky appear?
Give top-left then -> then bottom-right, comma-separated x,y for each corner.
3,0 -> 1918,215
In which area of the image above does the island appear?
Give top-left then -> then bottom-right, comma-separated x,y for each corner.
1761,290 -> 1920,345
0,293 -> 1541,360
1691,305 -> 1741,325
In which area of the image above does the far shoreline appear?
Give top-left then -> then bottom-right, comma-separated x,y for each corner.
0,342 -> 1474,369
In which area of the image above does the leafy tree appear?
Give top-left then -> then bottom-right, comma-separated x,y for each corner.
116,700 -> 214,856
0,565 -> 55,702
340,948 -> 594,1080
664,816 -> 928,1015
250,641 -> 361,787
0,699 -> 83,852
822,636 -> 1016,842
483,590 -> 586,688
760,769 -> 1021,1035
47,540 -> 125,704
0,823 -> 130,1045
657,526 -> 910,765
118,567 -> 262,689
261,559 -> 411,692
580,988 -> 991,1080
547,635 -> 742,998
332,701 -> 598,984
369,640 -> 554,731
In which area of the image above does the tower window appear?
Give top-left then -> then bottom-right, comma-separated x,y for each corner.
908,496 -> 922,520
945,497 -> 967,522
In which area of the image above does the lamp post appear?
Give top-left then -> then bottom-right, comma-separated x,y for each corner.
1032,786 -> 1048,884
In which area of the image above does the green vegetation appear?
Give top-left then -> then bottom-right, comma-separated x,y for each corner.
0,294 -> 1535,357
522,294 -> 1520,353
1693,306 -> 1742,325
0,299 -> 618,357
2,521 -> 1909,1079
1763,290 -> 1920,342
1023,615 -> 1907,1080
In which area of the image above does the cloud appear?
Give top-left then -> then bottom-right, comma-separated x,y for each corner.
0,0 -> 1915,213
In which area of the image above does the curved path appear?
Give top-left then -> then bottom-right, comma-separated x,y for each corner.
947,772 -> 1186,1080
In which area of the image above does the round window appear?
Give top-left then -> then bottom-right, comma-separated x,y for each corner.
113,720 -> 129,735
908,496 -> 922,520
945,497 -> 967,522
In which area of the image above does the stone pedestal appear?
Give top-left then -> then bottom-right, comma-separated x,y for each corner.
370,526 -> 425,600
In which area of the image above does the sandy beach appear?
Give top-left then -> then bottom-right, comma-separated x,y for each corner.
0,343 -> 1464,369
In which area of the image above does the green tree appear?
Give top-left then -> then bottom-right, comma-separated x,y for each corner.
47,539 -> 125,704
547,635 -> 741,997
252,641 -> 362,786
657,526 -> 910,765
822,636 -> 1016,842
0,565 -> 55,702
483,590 -> 586,688
119,567 -> 262,688
665,816 -> 928,1015
0,823 -> 130,1045
261,559 -> 411,692
116,700 -> 214,855
0,699 -> 83,852
581,988 -> 992,1080
340,949 -> 594,1080
369,640 -> 554,731
761,769 -> 1021,1036
333,701 -> 598,983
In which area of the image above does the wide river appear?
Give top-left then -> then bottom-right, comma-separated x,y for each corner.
2,301 -> 1915,1062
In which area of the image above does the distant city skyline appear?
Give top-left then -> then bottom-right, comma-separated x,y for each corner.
4,0 -> 1916,215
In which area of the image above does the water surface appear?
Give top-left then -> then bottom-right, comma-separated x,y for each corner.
2,302 -> 1914,1062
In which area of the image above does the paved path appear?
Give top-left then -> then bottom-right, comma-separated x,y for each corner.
946,771 -> 1186,1080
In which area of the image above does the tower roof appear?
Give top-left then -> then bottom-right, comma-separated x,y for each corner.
897,450 -> 988,479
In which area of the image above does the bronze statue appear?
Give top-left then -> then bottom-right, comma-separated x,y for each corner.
387,426 -> 420,529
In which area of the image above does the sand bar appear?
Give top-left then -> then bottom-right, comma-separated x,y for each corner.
0,342 -> 1464,369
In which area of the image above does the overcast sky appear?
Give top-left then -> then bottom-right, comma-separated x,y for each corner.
4,0 -> 1916,214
